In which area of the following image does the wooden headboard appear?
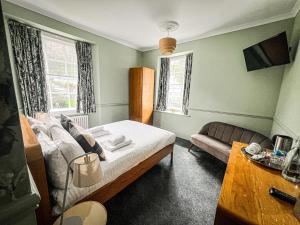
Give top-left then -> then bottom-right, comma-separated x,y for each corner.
19,115 -> 52,225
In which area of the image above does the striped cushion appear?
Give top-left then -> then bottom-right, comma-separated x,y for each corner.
61,114 -> 106,161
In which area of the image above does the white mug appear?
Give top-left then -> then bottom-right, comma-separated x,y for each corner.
246,143 -> 262,155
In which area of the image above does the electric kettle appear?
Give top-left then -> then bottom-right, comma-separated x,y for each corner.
272,134 -> 293,153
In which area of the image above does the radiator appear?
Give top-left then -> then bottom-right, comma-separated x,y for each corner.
70,114 -> 89,129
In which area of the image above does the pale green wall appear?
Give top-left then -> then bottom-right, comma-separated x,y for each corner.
142,19 -> 294,139
3,1 -> 298,140
271,11 -> 300,140
2,1 -> 141,127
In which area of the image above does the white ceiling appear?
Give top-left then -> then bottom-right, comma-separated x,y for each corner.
6,0 -> 300,51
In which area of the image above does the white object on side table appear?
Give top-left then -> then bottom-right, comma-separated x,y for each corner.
245,143 -> 262,155
53,201 -> 107,225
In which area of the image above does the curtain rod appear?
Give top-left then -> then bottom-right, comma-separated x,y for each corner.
4,13 -> 95,45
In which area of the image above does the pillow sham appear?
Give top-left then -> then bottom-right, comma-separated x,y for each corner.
27,116 -> 49,135
36,131 -> 71,189
49,125 -> 86,165
61,114 -> 106,161
35,112 -> 63,129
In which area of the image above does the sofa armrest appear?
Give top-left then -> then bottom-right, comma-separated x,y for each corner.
199,123 -> 210,135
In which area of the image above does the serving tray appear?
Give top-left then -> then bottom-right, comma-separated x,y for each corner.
241,147 -> 284,171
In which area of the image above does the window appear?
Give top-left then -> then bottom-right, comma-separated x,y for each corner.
42,33 -> 78,113
166,55 -> 187,113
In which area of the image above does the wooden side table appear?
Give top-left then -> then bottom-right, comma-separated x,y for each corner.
215,142 -> 300,225
53,201 -> 107,225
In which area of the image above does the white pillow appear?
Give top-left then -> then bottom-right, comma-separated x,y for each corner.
36,131 -> 71,189
36,131 -> 54,155
49,126 -> 85,167
27,116 -> 49,136
35,112 -> 63,129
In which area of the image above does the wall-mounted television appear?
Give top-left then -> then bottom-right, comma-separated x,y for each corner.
243,32 -> 290,72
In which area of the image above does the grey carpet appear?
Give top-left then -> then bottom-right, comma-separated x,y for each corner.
105,139 -> 226,225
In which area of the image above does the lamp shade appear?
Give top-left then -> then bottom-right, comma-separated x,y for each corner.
159,37 -> 176,55
73,153 -> 103,188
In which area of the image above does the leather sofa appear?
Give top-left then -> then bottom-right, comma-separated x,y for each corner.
189,122 -> 273,163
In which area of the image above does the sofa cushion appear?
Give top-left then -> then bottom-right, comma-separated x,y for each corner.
191,134 -> 231,163
221,125 -> 234,144
230,127 -> 243,145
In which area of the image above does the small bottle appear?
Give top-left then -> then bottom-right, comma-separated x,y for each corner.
282,138 -> 300,183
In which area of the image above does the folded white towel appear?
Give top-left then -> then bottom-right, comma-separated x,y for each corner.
101,139 -> 132,152
108,134 -> 125,146
87,126 -> 104,134
92,130 -> 110,138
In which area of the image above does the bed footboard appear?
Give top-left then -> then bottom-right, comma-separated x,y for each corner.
80,144 -> 174,203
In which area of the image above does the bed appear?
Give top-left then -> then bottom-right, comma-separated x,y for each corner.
20,115 -> 175,225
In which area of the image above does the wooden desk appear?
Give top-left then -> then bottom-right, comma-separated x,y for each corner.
215,142 -> 300,225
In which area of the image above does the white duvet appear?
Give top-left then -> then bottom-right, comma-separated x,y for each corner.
52,120 -> 176,215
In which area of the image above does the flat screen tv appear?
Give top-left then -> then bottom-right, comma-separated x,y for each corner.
243,32 -> 290,71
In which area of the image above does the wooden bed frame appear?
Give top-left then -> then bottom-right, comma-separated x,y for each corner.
20,115 -> 174,225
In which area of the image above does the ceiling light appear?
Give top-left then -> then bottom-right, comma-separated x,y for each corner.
159,21 -> 179,55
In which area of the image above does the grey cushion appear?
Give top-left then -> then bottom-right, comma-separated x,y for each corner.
61,114 -> 73,131
191,134 -> 231,163
49,125 -> 85,166
36,131 -> 71,189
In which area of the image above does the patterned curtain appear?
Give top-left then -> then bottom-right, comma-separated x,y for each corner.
76,41 -> 96,113
8,20 -> 48,117
156,57 -> 170,111
182,53 -> 193,115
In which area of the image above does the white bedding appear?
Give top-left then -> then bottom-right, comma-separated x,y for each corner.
52,120 -> 176,214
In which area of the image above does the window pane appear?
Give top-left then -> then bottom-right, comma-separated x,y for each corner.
42,32 -> 79,112
68,79 -> 77,94
51,93 -> 69,109
166,55 -> 186,113
49,77 -> 67,93
48,77 -> 77,93
67,63 -> 78,77
65,46 -> 77,63
70,94 -> 77,108
47,60 -> 66,76
44,40 -> 65,61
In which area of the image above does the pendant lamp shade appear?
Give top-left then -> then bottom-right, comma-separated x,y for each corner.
159,37 -> 176,55
73,153 -> 103,188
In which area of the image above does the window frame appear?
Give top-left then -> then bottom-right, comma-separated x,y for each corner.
41,32 -> 78,115
155,51 -> 193,116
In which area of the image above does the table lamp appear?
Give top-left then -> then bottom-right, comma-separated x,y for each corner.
59,152 -> 103,225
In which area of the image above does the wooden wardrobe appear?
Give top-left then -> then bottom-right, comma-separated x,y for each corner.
129,67 -> 155,125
